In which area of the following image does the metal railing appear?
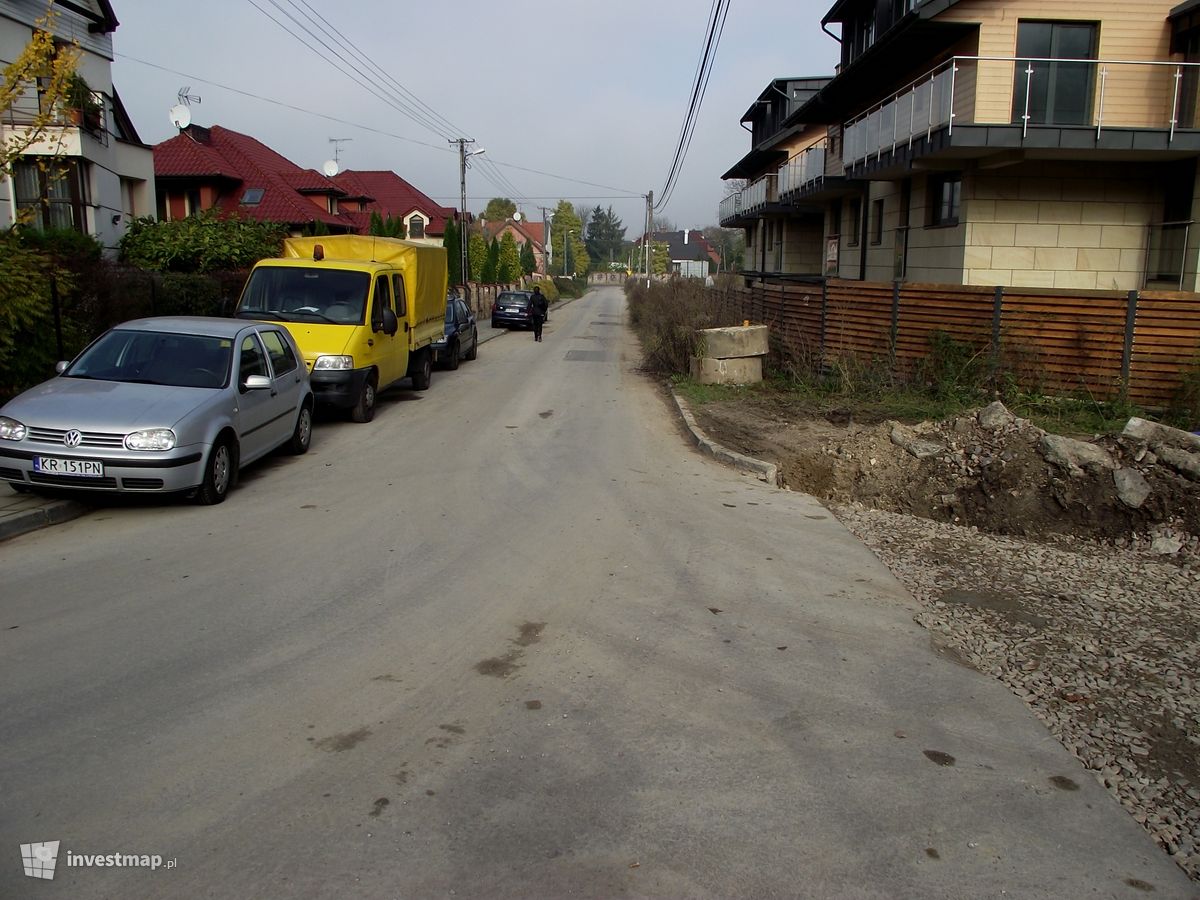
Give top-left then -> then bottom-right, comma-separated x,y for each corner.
842,55 -> 1200,168
718,192 -> 742,223
742,173 -> 774,213
0,85 -> 108,138
776,141 -> 828,197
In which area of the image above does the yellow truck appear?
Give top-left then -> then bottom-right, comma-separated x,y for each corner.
235,235 -> 447,422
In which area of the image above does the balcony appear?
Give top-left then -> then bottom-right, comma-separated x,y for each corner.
776,142 -> 828,198
718,192 -> 743,226
842,56 -> 1200,173
0,86 -> 108,151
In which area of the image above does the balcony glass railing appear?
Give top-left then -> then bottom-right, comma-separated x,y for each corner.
718,192 -> 742,223
777,142 -> 828,196
842,56 -> 1200,168
742,174 -> 773,212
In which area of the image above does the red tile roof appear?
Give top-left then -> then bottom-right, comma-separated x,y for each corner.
331,170 -> 456,237
483,219 -> 545,249
152,126 -> 453,234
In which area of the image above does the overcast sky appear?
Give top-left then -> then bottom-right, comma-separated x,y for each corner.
108,1 -> 840,234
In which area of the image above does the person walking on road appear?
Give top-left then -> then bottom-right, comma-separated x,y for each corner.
531,286 -> 549,342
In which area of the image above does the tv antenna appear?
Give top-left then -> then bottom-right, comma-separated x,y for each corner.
329,137 -> 352,165
177,86 -> 201,106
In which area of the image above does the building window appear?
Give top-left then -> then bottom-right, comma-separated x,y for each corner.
185,188 -> 202,216
929,173 -> 961,227
1012,21 -> 1098,127
240,188 -> 264,206
847,198 -> 862,246
12,160 -> 87,231
871,198 -> 885,245
408,216 -> 425,239
327,196 -> 338,215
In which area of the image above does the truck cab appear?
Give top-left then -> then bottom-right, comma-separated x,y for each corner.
236,236 -> 447,422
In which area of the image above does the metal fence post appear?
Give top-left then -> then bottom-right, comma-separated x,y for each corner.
890,280 -> 901,364
1121,289 -> 1138,399
820,279 -> 828,360
990,284 -> 1004,379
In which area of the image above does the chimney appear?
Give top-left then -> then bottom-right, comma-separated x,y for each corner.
684,230 -> 689,245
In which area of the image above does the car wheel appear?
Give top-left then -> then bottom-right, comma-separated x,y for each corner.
411,349 -> 433,391
464,331 -> 478,361
195,438 -> 234,505
288,401 -> 313,454
351,375 -> 377,423
445,339 -> 460,370
490,317 -> 497,329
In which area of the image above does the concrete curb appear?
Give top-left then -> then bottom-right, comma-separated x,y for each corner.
0,498 -> 88,543
669,386 -> 781,487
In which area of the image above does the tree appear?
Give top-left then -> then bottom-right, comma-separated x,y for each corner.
550,200 -> 589,276
1,7 -> 81,177
519,239 -> 536,276
443,217 -> 461,285
585,205 -> 626,268
483,198 -> 516,222
702,225 -> 746,271
468,232 -> 487,282
574,204 -> 592,237
481,237 -> 500,283
368,211 -> 405,238
650,241 -> 670,275
498,232 -> 522,283
651,215 -> 677,234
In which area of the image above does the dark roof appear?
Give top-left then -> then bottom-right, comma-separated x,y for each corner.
640,230 -> 720,264
55,0 -> 119,33
739,77 -> 831,123
1172,0 -> 1200,15
823,0 -> 964,25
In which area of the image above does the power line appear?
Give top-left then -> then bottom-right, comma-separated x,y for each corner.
114,54 -> 644,200
655,0 -> 730,212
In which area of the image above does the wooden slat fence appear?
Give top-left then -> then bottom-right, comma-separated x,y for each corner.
727,278 -> 1200,407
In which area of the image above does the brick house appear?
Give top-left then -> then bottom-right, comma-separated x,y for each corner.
483,218 -> 547,273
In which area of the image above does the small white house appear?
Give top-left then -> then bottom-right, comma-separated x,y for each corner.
0,0 -> 155,254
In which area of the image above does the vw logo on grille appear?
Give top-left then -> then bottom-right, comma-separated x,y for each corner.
63,429 -> 83,448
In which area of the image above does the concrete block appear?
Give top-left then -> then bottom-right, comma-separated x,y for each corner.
698,325 -> 769,359
690,355 -> 763,385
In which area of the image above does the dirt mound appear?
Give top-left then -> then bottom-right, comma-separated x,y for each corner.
692,398 -> 1200,549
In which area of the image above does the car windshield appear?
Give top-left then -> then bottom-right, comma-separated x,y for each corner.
65,330 -> 233,388
236,266 -> 370,325
498,294 -> 529,306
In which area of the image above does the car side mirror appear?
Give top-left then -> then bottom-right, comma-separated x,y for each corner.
55,360 -> 69,374
381,307 -> 398,336
242,374 -> 272,391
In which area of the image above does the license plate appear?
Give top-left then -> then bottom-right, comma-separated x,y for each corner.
33,456 -> 104,477
507,308 -> 520,313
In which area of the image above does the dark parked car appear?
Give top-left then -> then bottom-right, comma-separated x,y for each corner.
432,297 -> 479,369
491,290 -> 534,330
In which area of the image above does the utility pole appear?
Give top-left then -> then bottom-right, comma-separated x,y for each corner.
450,138 -> 482,292
644,190 -> 653,287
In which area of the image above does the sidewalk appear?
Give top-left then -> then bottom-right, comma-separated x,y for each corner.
0,489 -> 86,543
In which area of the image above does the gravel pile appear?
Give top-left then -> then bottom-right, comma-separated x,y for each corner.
833,503 -> 1200,881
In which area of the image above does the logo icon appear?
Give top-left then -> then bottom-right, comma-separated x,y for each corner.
63,430 -> 82,448
20,842 -> 60,879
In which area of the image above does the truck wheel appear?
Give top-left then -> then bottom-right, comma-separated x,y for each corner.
351,375 -> 377,423
445,340 -> 460,371
411,349 -> 433,391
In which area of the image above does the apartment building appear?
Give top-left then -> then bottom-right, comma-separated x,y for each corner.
0,0 -> 155,253
721,0 -> 1200,291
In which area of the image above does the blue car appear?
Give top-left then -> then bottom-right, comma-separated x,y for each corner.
432,296 -> 479,370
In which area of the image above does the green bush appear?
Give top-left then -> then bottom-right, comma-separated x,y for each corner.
625,278 -> 741,375
119,210 -> 284,273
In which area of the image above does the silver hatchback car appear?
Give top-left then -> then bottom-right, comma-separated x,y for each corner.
0,317 -> 314,504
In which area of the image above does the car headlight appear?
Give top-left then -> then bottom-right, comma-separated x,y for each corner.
124,429 -> 176,451
0,416 -> 26,441
313,355 -> 354,370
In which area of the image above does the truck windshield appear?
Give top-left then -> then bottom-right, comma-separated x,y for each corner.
237,267 -> 370,325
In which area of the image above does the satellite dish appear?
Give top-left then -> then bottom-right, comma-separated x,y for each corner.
169,104 -> 191,129
513,212 -> 523,221
322,159 -> 339,177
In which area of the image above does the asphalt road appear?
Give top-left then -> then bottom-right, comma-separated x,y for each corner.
1,286 -> 1193,899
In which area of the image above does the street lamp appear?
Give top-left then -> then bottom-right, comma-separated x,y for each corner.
563,228 -> 575,276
